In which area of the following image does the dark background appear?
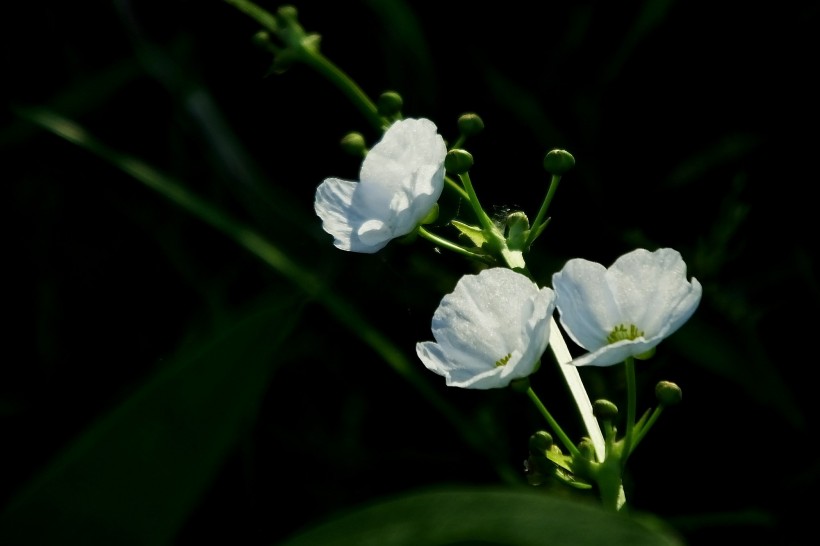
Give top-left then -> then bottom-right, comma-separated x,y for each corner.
3,1 -> 819,545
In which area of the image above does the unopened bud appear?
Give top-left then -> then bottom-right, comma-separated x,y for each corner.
593,399 -> 619,420
655,381 -> 682,406
377,91 -> 403,117
577,437 -> 595,460
529,431 -> 554,455
543,149 -> 575,175
457,113 -> 485,137
340,132 -> 367,157
445,149 -> 474,174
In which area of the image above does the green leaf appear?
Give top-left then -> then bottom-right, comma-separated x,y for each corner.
278,486 -> 684,546
0,296 -> 304,546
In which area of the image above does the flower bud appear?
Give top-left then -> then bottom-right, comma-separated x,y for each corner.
457,113 -> 485,137
655,381 -> 682,406
528,431 -> 554,455
340,132 -> 367,157
277,5 -> 298,19
377,91 -> 403,117
445,149 -> 474,174
543,149 -> 575,175
577,437 -> 595,460
593,399 -> 619,420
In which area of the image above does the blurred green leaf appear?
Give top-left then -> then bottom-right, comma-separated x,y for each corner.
0,296 -> 304,545
278,486 -> 685,546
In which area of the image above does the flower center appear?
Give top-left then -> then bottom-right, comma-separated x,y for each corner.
495,353 -> 512,367
606,323 -> 644,344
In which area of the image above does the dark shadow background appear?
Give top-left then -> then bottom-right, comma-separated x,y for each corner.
2,0 -> 819,544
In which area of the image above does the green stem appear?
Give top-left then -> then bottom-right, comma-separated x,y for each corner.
524,173 -> 560,248
417,227 -> 493,264
224,0 -> 279,33
300,51 -> 384,132
526,387 -> 582,459
458,172 -> 495,234
631,405 -> 664,451
445,175 -> 469,200
621,357 -> 637,465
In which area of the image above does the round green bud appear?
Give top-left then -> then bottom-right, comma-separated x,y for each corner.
655,380 -> 683,406
277,5 -> 298,20
252,31 -> 271,48
543,149 -> 575,175
592,399 -> 619,420
577,437 -> 595,460
445,149 -> 474,174
377,91 -> 403,117
528,431 -> 554,455
457,113 -> 485,137
340,132 -> 367,157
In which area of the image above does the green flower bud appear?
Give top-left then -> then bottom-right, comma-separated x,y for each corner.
577,437 -> 595,460
543,149 -> 575,175
277,5 -> 298,20
445,149 -> 474,174
457,113 -> 485,137
340,132 -> 367,157
593,399 -> 619,420
528,431 -> 554,455
377,91 -> 403,117
655,381 -> 683,406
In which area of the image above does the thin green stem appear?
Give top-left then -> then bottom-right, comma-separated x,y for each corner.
621,357 -> 637,465
224,0 -> 279,33
526,387 -> 582,459
458,172 -> 496,233
445,175 -> 469,200
524,173 -> 560,248
417,227 -> 493,264
300,51 -> 384,132
630,405 -> 664,451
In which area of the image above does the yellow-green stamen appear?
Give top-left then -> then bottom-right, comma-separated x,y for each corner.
495,353 -> 512,367
606,323 -> 644,344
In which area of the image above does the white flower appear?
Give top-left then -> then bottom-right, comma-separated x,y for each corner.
314,118 -> 447,253
552,247 -> 702,367
416,268 -> 555,389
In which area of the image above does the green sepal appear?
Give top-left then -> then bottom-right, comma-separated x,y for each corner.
505,211 -> 530,251
451,220 -> 487,247
545,450 -> 594,490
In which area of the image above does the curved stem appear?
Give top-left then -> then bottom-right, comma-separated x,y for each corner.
300,51 -> 384,132
524,173 -> 561,248
526,387 -> 582,459
445,175 -> 469,200
417,227 -> 493,264
631,405 -> 664,451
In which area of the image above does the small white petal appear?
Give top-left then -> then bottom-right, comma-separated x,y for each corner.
553,248 -> 701,367
417,268 -> 555,389
552,259 -> 620,351
314,118 -> 446,253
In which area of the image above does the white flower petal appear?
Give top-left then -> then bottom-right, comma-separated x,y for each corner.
553,248 -> 701,367
314,118 -> 446,253
552,259 -> 620,351
416,268 -> 555,389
